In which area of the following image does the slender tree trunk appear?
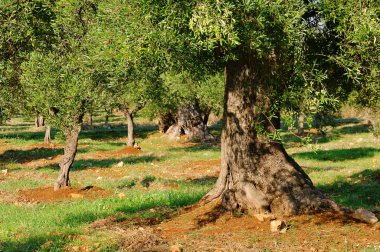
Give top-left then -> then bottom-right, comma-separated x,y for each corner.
123,109 -> 135,147
39,116 -> 45,127
44,125 -> 51,143
298,112 -> 304,135
202,57 -> 338,216
89,113 -> 93,126
34,114 -> 40,128
105,113 -> 109,125
54,125 -> 80,191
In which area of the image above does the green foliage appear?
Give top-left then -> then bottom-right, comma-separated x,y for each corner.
321,0 -> 380,109
0,0 -> 55,118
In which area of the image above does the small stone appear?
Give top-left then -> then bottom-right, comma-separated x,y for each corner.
352,208 -> 378,224
70,193 -> 84,199
170,245 -> 182,252
270,220 -> 287,233
138,227 -> 144,231
96,176 -> 103,180
150,208 -> 156,212
118,193 -> 125,199
47,157 -> 53,160
1,169 -> 8,175
116,161 -> 124,168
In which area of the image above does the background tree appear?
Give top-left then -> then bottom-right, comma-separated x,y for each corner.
21,0 -> 101,190
0,0 -> 55,124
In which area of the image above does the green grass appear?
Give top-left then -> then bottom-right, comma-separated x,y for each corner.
0,115 -> 379,251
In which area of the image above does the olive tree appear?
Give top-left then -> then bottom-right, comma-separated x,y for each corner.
21,0 -> 101,190
131,0 -> 380,216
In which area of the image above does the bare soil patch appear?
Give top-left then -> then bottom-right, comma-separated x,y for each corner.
18,186 -> 111,203
156,208 -> 380,251
180,159 -> 220,178
84,146 -> 141,160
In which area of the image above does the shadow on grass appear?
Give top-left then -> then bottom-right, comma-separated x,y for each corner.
336,124 -> 371,135
319,169 -> 380,209
0,131 -> 46,141
0,234 -> 68,252
169,142 -> 221,153
281,121 -> 371,147
0,148 -> 64,164
37,155 -> 159,171
62,189 -> 206,228
187,176 -> 218,186
293,147 -> 380,162
80,123 -> 158,142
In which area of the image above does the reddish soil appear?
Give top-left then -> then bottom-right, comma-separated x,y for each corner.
82,200 -> 380,251
180,159 -> 220,178
18,186 -> 111,203
84,146 -> 141,160
156,204 -> 380,251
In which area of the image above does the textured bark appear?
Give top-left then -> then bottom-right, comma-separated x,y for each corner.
54,125 -> 80,191
166,103 -> 213,141
105,113 -> 109,125
123,109 -> 135,147
44,125 -> 51,143
202,57 -> 338,216
158,113 -> 175,133
34,115 -> 40,128
298,113 -> 305,135
39,116 -> 45,127
89,113 -> 93,126
203,109 -> 211,127
35,114 -> 44,127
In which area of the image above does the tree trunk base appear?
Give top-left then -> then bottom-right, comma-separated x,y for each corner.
200,141 -> 341,217
166,105 -> 213,142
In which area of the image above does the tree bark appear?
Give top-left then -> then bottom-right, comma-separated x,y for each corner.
166,103 -> 213,141
39,116 -> 45,127
158,113 -> 175,133
202,57 -> 338,216
105,113 -> 109,125
89,113 -> 93,126
298,112 -> 305,135
34,115 -> 40,128
44,125 -> 51,143
203,109 -> 211,127
123,109 -> 135,147
54,125 -> 80,191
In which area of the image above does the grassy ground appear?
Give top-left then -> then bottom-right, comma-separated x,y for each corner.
0,113 -> 379,251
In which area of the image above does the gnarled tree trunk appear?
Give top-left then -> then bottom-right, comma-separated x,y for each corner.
202,57 -> 338,216
166,102 -> 213,141
158,113 -> 175,133
123,108 -> 135,147
54,125 -> 80,191
44,125 -> 51,143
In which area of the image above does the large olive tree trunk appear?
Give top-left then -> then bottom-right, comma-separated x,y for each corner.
158,113 -> 176,133
202,57 -> 338,216
123,108 -> 135,147
54,125 -> 80,191
166,102 -> 213,141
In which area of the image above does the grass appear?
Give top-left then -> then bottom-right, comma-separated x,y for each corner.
0,114 -> 379,251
